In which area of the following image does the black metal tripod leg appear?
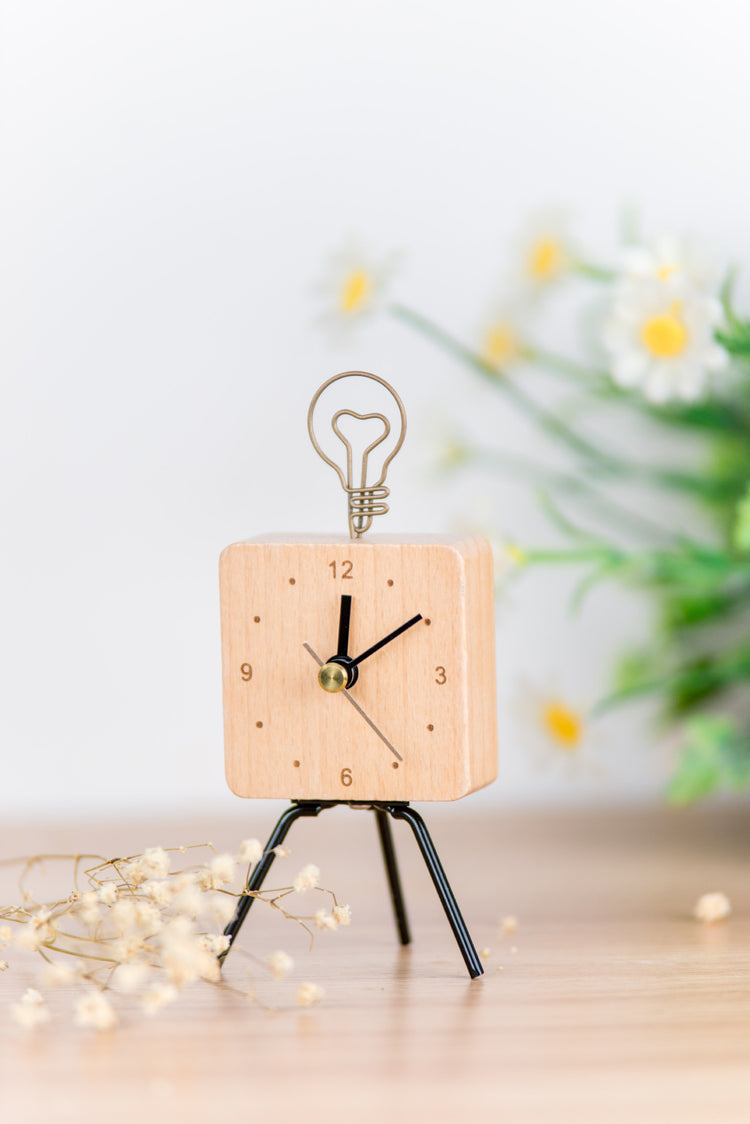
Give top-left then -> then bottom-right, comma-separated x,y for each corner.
388,804 -> 483,979
374,808 -> 411,946
220,801 -> 325,965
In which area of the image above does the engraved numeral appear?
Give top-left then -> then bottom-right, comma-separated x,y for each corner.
329,560 -> 353,579
240,663 -> 253,681
435,666 -> 447,685
340,767 -> 353,786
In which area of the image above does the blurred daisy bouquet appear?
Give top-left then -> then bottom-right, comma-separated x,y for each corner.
323,220 -> 750,802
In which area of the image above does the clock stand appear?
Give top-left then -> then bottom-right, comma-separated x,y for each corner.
219,372 -> 498,984
221,800 -> 484,978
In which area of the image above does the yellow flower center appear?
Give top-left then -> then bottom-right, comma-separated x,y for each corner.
656,264 -> 676,281
640,302 -> 689,359
482,323 -> 520,368
505,543 -> 526,566
339,269 -> 372,314
542,701 -> 582,751
528,238 -> 565,281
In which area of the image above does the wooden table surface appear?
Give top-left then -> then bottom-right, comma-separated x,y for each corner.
2,803 -> 750,1123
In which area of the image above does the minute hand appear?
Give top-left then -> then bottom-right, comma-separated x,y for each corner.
349,614 -> 423,669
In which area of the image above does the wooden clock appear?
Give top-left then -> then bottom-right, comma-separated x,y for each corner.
219,372 -> 498,978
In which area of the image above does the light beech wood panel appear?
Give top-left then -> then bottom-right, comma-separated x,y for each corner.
2,806 -> 750,1124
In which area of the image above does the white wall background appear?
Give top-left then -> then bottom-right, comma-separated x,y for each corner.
2,0 -> 749,817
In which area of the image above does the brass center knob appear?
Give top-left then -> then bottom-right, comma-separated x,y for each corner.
318,662 -> 348,693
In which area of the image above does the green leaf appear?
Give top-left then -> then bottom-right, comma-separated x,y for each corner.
666,715 -> 734,805
732,483 -> 750,552
721,730 -> 750,790
613,648 -> 664,695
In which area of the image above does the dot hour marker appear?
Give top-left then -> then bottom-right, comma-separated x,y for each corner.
293,759 -> 300,768
253,616 -> 261,623
424,618 -> 431,626
387,579 -> 394,587
289,578 -> 296,585
256,721 -> 263,728
392,762 -> 399,769
427,724 -> 434,731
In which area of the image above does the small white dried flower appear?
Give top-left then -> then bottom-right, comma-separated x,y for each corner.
0,924 -> 13,947
143,880 -> 173,906
73,891 -> 100,926
15,910 -> 56,950
140,847 -> 171,879
200,933 -> 230,956
293,864 -> 319,894
97,881 -> 119,906
238,838 -> 263,865
159,917 -> 219,986
273,845 -> 291,858
694,891 -> 731,923
11,989 -> 51,1029
41,962 -> 76,987
14,927 -> 40,952
313,909 -> 337,931
332,904 -> 351,927
205,893 -> 236,928
500,915 -> 518,935
296,982 -> 324,1008
0,959 -> 8,971
141,983 -> 179,1016
171,882 -> 203,918
480,947 -> 492,959
114,962 -> 153,994
267,950 -> 293,980
110,899 -> 137,933
74,990 -> 118,1030
198,853 -> 236,891
111,935 -> 147,963
121,859 -> 148,888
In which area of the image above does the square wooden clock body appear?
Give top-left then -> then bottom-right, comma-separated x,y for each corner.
220,533 -> 498,801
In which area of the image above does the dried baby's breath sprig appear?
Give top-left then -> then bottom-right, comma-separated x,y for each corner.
11,987 -> 51,1029
693,891 -> 731,923
1,840 -> 350,1028
500,914 -> 518,936
296,982 -> 325,1008
293,864 -> 320,893
267,950 -> 294,980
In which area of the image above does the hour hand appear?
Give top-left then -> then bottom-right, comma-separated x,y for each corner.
336,594 -> 352,659
320,594 -> 358,692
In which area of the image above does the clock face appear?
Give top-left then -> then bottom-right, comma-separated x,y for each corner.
220,535 -> 497,801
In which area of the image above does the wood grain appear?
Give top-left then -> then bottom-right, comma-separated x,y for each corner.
220,534 -> 498,800
2,805 -> 750,1124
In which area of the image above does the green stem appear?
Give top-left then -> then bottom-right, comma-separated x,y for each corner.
528,347 -> 611,388
389,302 -> 624,468
469,446 -> 678,545
571,259 -> 617,282
390,301 -> 743,501
596,646 -> 750,713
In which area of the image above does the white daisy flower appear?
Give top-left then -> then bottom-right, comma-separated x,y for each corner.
477,302 -> 530,372
315,240 -> 399,332
620,235 -> 719,290
514,213 -> 573,291
603,276 -> 728,403
510,677 -> 595,773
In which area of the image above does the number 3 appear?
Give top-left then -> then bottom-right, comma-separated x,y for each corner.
435,666 -> 447,685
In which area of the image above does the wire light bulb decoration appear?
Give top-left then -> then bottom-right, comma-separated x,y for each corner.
307,371 -> 407,538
